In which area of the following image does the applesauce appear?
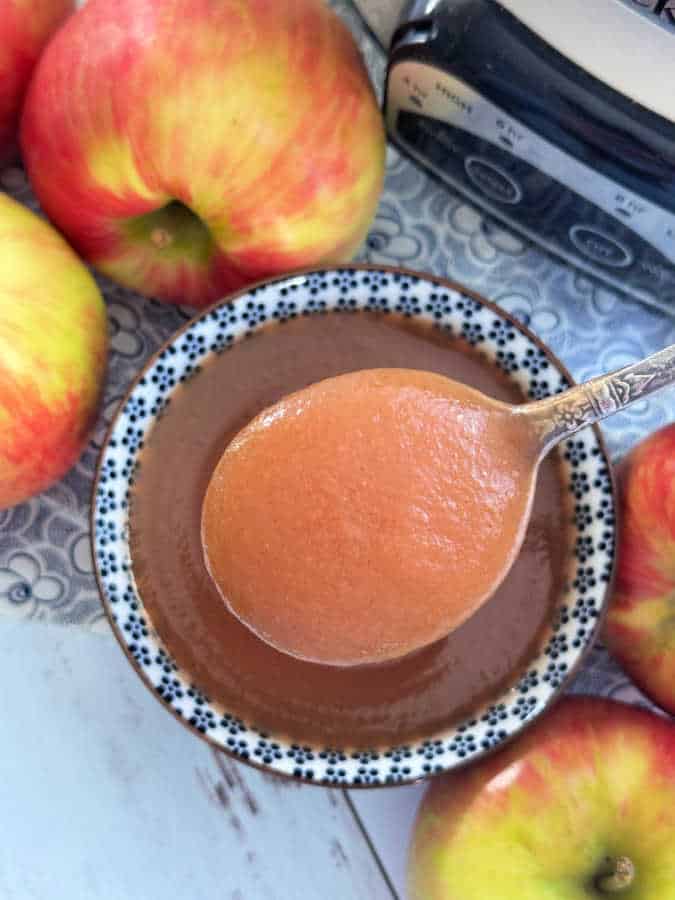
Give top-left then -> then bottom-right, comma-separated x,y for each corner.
202,367 -> 538,666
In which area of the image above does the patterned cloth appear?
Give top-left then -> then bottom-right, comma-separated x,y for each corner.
1,1 -> 673,711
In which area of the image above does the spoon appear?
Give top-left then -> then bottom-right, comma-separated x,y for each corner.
201,344 -> 675,668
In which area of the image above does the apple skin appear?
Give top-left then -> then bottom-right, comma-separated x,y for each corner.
20,0 -> 386,308
409,696 -> 675,900
604,425 -> 675,716
0,0 -> 74,165
0,193 -> 108,510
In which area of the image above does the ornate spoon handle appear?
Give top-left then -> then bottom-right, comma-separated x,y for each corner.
520,343 -> 675,457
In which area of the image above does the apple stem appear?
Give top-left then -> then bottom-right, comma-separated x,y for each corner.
595,856 -> 635,894
150,227 -> 173,249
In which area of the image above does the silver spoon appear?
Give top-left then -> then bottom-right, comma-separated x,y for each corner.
202,344 -> 675,666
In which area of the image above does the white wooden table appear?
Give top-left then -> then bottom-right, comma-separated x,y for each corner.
0,619 -> 421,899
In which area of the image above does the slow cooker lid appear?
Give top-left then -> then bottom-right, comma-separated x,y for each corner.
473,0 -> 675,124
358,0 -> 675,124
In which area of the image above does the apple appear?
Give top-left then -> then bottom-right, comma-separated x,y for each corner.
20,0 -> 386,308
0,0 -> 74,166
604,424 -> 675,715
409,696 -> 675,899
0,193 -> 108,510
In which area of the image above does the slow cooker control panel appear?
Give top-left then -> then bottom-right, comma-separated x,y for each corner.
386,60 -> 675,306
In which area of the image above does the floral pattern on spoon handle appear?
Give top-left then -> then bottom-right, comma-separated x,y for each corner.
526,343 -> 675,456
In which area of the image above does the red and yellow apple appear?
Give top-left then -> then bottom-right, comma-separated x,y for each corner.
0,0 -> 74,166
0,193 -> 108,510
605,424 -> 675,715
409,697 -> 675,899
20,0 -> 386,308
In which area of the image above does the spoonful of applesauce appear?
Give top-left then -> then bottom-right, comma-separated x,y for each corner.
201,343 -> 675,667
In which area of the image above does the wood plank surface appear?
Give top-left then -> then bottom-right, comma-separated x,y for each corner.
0,621 -> 396,900
349,787 -> 424,899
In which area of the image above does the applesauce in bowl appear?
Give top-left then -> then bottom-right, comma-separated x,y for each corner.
92,266 -> 616,785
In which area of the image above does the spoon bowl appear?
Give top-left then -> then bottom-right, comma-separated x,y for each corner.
201,367 -> 540,666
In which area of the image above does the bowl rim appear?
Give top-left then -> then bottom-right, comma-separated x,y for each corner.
90,263 -> 617,788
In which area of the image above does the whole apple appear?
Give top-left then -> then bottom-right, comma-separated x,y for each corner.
0,193 -> 108,510
409,697 -> 675,899
0,0 -> 74,166
605,424 -> 675,715
20,0 -> 386,308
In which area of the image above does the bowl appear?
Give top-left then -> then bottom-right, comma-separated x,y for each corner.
92,265 -> 616,786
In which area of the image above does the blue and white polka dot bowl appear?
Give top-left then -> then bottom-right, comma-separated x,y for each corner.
92,266 -> 616,786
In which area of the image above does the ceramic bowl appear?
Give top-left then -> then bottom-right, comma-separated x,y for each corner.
92,266 -> 616,786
